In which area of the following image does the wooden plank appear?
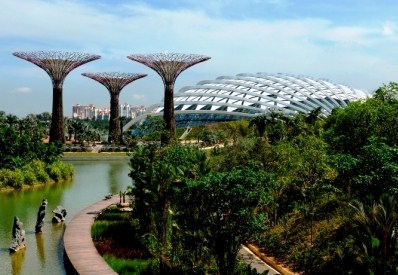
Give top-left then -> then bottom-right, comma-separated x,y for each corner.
64,195 -> 120,275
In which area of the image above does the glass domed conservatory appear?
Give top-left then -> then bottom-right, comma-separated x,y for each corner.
124,72 -> 368,129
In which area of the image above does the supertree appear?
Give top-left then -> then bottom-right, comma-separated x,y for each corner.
82,72 -> 147,144
127,52 -> 210,143
13,51 -> 101,144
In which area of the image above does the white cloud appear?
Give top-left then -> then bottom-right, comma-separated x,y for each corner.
1,0 -> 397,116
15,87 -> 31,93
132,94 -> 145,100
257,0 -> 291,6
382,21 -> 395,36
322,26 -> 374,45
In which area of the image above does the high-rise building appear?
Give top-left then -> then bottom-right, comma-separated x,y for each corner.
72,103 -> 146,120
72,104 -> 96,119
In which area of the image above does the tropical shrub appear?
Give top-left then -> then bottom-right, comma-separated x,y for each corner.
22,168 -> 37,186
0,169 -> 24,188
46,163 -> 63,181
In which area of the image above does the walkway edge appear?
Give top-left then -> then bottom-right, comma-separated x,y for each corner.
245,244 -> 298,275
63,195 -> 120,275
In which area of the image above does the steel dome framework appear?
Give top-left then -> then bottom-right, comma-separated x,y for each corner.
123,73 -> 367,130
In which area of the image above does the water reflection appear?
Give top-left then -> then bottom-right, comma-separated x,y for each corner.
35,233 -> 45,268
109,162 -> 127,194
0,160 -> 131,275
11,246 -> 25,275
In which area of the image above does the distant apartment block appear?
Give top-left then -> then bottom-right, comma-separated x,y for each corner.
72,103 -> 146,120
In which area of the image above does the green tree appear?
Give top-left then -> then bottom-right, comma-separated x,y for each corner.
177,166 -> 268,275
128,143 -> 209,270
374,82 -> 398,102
352,138 -> 398,199
268,135 -> 335,215
324,97 -> 398,155
0,113 -> 62,169
210,137 -> 271,172
198,127 -> 218,147
218,120 -> 250,143
328,153 -> 358,198
131,115 -> 166,141
249,114 -> 268,138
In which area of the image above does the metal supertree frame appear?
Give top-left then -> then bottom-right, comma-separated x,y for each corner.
82,72 -> 147,144
13,51 -> 101,144
127,52 -> 210,143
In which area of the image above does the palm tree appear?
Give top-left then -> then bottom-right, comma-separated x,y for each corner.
350,194 -> 398,272
249,115 -> 268,137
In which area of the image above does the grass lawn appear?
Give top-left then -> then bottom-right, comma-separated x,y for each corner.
63,152 -> 129,157
91,206 -> 155,274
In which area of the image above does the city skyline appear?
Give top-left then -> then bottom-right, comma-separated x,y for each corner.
72,102 -> 146,120
1,0 -> 398,117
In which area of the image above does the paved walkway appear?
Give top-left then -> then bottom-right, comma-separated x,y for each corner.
240,245 -> 280,274
64,195 -> 288,275
64,195 -> 120,275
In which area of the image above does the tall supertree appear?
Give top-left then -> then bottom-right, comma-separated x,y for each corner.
82,72 -> 147,144
127,52 -> 210,143
13,51 -> 100,144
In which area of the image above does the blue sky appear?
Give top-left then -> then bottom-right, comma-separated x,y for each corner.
1,0 -> 398,117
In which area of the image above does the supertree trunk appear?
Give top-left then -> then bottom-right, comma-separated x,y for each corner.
164,82 -> 176,142
109,93 -> 121,144
13,51 -> 101,144
51,84 -> 65,143
81,72 -> 147,144
127,53 -> 210,144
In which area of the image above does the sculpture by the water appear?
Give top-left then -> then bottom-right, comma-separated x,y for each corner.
35,198 -> 47,233
52,206 -> 67,223
9,216 -> 26,253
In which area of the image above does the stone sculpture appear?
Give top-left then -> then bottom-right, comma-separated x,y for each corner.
52,206 -> 67,223
35,198 -> 47,232
9,216 -> 26,253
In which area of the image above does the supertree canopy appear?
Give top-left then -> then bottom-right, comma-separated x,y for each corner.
13,51 -> 101,143
82,72 -> 147,144
127,52 -> 210,143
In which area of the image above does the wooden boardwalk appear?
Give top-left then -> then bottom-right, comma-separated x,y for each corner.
63,195 -> 120,275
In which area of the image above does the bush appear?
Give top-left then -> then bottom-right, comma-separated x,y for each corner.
28,160 -> 50,183
46,163 -> 63,182
0,160 -> 73,189
60,163 -> 74,179
0,169 -> 24,188
96,207 -> 131,222
22,169 -> 37,186
103,256 -> 159,275
45,161 -> 74,182
29,159 -> 46,170
0,169 -> 12,188
92,220 -> 113,240
36,169 -> 50,183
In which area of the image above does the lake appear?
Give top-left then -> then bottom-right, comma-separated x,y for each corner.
0,159 -> 132,275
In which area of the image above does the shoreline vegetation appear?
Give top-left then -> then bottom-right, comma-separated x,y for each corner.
62,152 -> 130,161
0,177 -> 72,193
0,152 -> 130,192
0,160 -> 74,192
0,152 -> 130,193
